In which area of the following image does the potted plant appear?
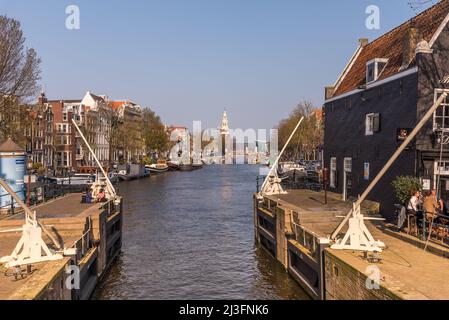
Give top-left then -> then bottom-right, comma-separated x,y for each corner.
392,176 -> 422,205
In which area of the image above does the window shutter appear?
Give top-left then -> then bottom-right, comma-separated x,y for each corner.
373,114 -> 381,132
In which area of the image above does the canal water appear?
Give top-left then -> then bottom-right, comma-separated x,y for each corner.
93,165 -> 309,300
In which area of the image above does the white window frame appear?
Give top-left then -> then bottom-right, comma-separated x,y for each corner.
344,158 -> 352,173
366,58 -> 388,84
330,157 -> 337,188
433,89 -> 449,132
434,160 -> 449,190
365,113 -> 375,136
435,160 -> 449,176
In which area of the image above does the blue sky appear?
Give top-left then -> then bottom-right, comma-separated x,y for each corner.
0,0 -> 437,130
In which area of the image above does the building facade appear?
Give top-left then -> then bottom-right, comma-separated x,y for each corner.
26,91 -> 148,173
323,0 -> 449,220
81,92 -> 111,166
109,100 -> 144,163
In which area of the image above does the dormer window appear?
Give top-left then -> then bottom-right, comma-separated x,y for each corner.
366,58 -> 388,84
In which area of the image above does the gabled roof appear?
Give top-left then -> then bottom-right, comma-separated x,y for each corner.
89,92 -> 105,102
331,0 -> 449,99
0,138 -> 25,153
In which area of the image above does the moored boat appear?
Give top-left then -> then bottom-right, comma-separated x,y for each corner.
192,163 -> 204,170
145,160 -> 169,174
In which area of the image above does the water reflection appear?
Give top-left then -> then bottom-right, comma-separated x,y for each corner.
93,165 -> 309,300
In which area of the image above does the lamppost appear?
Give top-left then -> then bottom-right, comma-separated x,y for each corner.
26,159 -> 33,207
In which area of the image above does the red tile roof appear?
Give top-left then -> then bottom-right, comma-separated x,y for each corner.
109,101 -> 125,111
331,0 -> 449,98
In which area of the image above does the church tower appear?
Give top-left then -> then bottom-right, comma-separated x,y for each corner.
220,110 -> 230,135
219,110 -> 231,164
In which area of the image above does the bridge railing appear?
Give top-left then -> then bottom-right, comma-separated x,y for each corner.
0,183 -> 90,217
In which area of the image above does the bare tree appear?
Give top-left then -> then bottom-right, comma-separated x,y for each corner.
277,101 -> 323,161
0,15 -> 41,143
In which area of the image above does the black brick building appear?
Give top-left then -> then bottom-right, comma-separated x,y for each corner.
324,0 -> 449,220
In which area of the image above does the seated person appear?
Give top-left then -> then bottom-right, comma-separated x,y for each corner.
96,189 -> 106,203
85,190 -> 93,204
423,189 -> 443,223
407,191 -> 422,216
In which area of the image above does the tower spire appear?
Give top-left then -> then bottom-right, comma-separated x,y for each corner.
220,110 -> 229,135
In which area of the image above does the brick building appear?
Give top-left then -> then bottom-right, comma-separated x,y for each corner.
323,0 -> 449,220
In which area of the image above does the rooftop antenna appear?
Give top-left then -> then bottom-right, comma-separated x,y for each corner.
0,178 -> 63,268
331,92 -> 448,253
259,117 -> 304,196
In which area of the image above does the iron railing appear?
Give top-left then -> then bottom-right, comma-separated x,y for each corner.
256,174 -> 323,193
0,182 -> 90,216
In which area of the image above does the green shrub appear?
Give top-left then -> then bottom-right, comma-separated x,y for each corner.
141,156 -> 153,166
392,176 -> 422,205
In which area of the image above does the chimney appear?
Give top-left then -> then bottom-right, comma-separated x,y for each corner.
401,25 -> 422,69
359,38 -> 369,48
325,86 -> 335,100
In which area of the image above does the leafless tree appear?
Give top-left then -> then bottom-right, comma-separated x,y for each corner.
0,15 -> 41,143
277,101 -> 323,161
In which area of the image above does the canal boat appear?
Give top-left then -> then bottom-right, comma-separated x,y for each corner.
192,164 -> 204,170
117,164 -> 150,181
145,160 -> 169,174
54,174 -> 95,186
279,162 -> 306,174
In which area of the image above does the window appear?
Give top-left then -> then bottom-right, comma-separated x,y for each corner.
367,63 -> 375,83
61,135 -> 71,145
330,157 -> 337,188
433,89 -> 449,132
63,112 -> 68,121
435,161 -> 449,175
365,113 -> 380,136
58,124 -> 71,133
64,152 -> 70,167
366,58 -> 388,84
344,158 -> 352,173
